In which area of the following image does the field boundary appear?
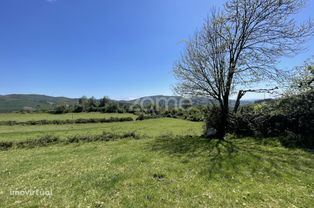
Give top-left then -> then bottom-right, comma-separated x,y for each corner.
0,132 -> 141,151
0,117 -> 134,126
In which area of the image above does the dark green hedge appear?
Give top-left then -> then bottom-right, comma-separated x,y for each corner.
0,117 -> 134,126
0,132 -> 140,151
231,91 -> 314,148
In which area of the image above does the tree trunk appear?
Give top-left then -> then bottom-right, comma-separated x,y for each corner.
205,101 -> 228,140
215,99 -> 229,140
207,63 -> 234,140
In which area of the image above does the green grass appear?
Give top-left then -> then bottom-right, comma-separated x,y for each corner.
0,118 -> 203,142
0,136 -> 313,207
0,112 -> 137,122
0,113 -> 313,207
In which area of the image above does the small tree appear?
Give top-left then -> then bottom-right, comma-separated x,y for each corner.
78,96 -> 88,112
88,97 -> 98,108
99,96 -> 111,107
174,0 -> 314,139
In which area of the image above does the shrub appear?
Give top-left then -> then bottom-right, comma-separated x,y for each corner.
0,117 -> 134,126
136,114 -> 145,121
0,132 -> 141,151
0,121 -> 17,126
203,106 -> 223,136
15,135 -> 60,149
73,105 -> 83,113
65,132 -> 139,144
0,141 -> 13,151
229,113 -> 253,136
230,91 -> 314,148
136,114 -> 160,121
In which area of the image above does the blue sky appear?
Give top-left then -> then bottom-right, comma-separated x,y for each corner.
1,0 -> 314,100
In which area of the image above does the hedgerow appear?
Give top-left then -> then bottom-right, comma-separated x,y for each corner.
0,131 -> 140,151
0,117 -> 134,126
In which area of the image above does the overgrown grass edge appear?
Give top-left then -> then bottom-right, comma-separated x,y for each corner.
0,132 -> 140,151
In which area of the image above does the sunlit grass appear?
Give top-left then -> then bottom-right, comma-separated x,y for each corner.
0,136 -> 313,207
0,112 -> 137,122
0,114 -> 313,207
0,118 -> 203,142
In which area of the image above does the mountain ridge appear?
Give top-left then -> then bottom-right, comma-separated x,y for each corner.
0,94 -> 255,113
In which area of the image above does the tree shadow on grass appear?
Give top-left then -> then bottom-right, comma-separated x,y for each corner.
148,135 -> 314,179
149,135 -> 240,178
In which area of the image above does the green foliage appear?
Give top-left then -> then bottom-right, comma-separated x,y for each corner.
0,141 -> 13,151
203,106 -> 222,133
52,96 -> 129,114
15,135 -> 60,149
288,58 -> 314,94
135,113 -> 161,121
0,112 -> 137,122
65,132 -> 139,144
50,104 -> 70,114
231,91 -> 314,148
0,132 -> 139,151
73,104 -> 83,113
183,107 -> 204,121
0,117 -> 134,126
134,106 -> 206,122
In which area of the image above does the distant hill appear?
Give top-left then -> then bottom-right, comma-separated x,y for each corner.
126,95 -> 254,107
0,94 -> 77,113
0,94 -> 255,113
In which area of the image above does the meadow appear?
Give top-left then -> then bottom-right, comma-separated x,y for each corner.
0,112 -> 137,122
0,116 -> 202,142
0,113 -> 313,207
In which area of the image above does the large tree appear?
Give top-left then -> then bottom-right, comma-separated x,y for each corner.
174,0 -> 314,139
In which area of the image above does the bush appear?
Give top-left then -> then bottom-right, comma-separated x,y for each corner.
203,106 -> 223,137
0,117 -> 134,126
49,105 -> 69,114
65,132 -> 139,144
136,114 -> 145,121
136,114 -> 160,121
0,121 -> 17,126
73,105 -> 83,113
229,113 -> 253,136
15,135 -> 60,149
0,132 -> 141,151
0,141 -> 13,151
231,91 -> 314,148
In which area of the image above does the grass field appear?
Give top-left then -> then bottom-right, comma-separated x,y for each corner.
0,112 -> 137,122
0,113 -> 313,207
0,118 -> 202,142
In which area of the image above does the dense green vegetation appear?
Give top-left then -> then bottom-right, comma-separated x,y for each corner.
0,132 -> 140,151
230,90 -> 314,149
0,117 -> 134,126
